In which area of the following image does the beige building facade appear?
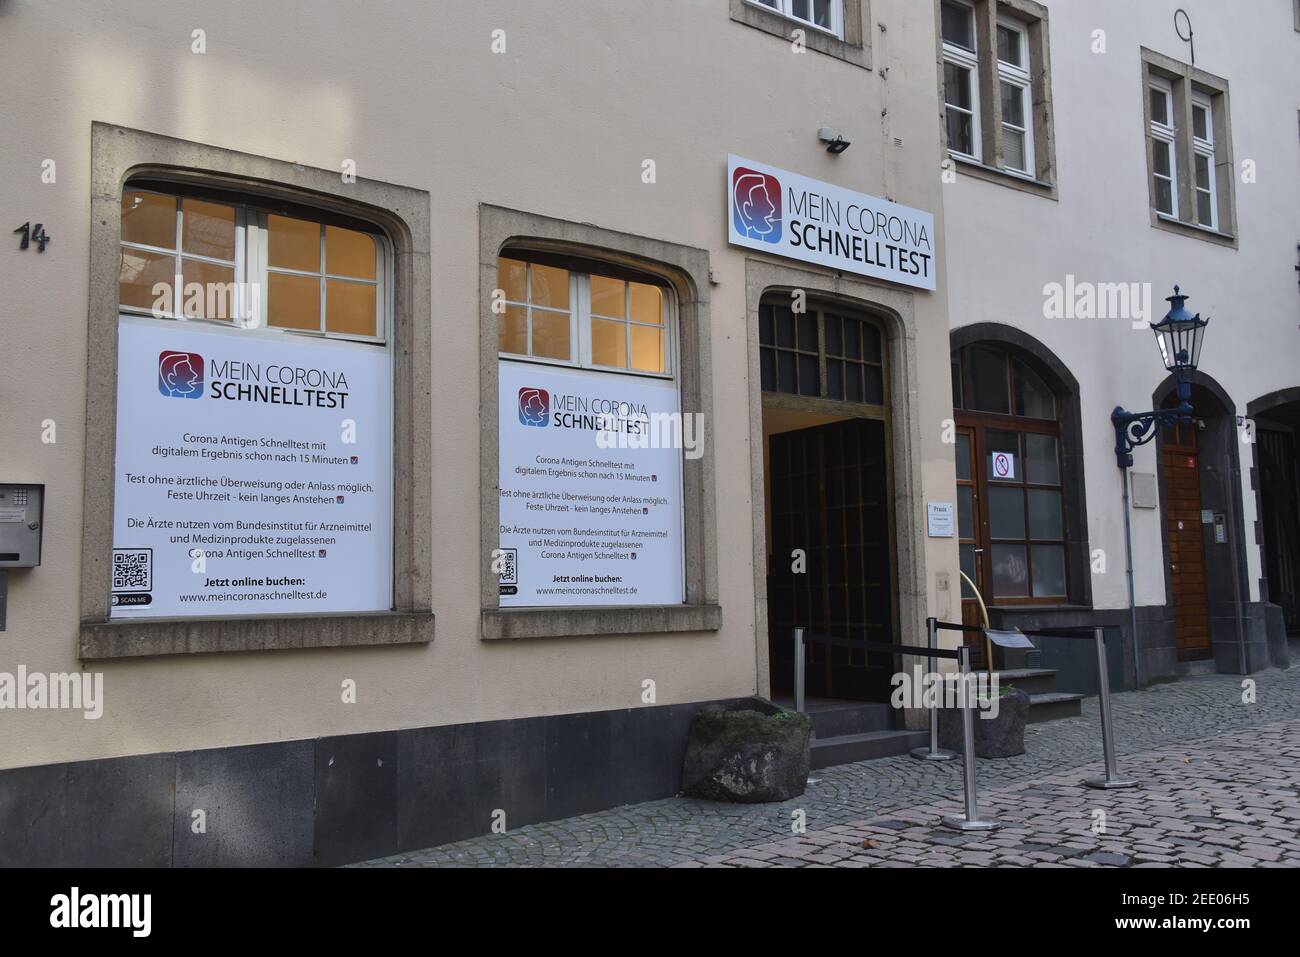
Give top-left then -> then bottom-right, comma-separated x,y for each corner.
1,0 -> 1294,867
0,0 -> 960,865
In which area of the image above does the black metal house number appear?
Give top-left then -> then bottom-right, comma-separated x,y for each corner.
14,222 -> 50,252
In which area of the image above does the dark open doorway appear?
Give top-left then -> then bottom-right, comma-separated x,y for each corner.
766,417 -> 894,700
1251,393 -> 1300,636
758,298 -> 897,705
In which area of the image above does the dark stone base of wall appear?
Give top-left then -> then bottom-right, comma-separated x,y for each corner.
987,602 -> 1289,694
0,697 -> 750,867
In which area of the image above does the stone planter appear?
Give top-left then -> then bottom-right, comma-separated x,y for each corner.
681,698 -> 813,803
937,687 -> 1030,758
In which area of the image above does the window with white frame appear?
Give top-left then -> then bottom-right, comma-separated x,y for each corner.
939,1 -> 1052,184
747,0 -> 842,37
941,0 -> 980,160
1191,93 -> 1217,229
1142,52 -> 1234,238
996,17 -> 1033,174
497,255 -> 673,376
119,186 -> 387,342
1148,80 -> 1178,217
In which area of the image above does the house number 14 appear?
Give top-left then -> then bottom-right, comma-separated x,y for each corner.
13,222 -> 50,252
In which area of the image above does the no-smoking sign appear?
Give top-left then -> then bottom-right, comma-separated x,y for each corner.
992,451 -> 1016,480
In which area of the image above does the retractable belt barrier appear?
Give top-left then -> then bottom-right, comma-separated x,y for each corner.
792,624 -> 1000,832
1016,625 -> 1138,790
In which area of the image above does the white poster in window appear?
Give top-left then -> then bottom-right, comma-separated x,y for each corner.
727,154 -> 937,291
498,360 -> 685,607
109,316 -> 392,618
991,451 -> 1016,480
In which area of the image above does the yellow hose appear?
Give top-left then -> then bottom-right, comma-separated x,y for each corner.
957,569 -> 995,686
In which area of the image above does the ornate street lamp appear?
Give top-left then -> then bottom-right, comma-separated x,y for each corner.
1112,285 -> 1210,689
1111,285 -> 1210,468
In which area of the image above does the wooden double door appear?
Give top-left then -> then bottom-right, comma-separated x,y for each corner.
1160,428 -> 1212,660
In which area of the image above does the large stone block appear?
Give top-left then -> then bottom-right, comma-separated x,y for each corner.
681,699 -> 812,803
937,688 -> 1030,759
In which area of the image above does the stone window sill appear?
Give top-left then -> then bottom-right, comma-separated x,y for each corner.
79,611 -> 434,660
482,603 -> 722,641
729,0 -> 870,70
951,154 -> 1057,200
1153,212 -> 1237,248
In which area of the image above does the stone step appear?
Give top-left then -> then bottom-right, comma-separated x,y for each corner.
990,668 -> 1060,696
1026,691 -> 1084,724
801,701 -> 894,739
810,729 -> 929,769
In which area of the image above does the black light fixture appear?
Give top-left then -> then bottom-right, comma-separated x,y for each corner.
817,128 -> 851,154
1150,285 -> 1210,403
1111,285 -> 1210,467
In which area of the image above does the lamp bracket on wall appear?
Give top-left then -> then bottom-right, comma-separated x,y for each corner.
1174,8 -> 1195,66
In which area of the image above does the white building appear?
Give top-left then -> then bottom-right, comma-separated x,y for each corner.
938,0 -> 1297,683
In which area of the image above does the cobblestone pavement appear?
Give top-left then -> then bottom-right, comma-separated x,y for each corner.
684,720 -> 1300,868
361,661 -> 1300,867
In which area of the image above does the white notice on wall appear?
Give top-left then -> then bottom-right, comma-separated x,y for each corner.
110,316 -> 393,618
927,501 -> 954,538
498,360 -> 685,607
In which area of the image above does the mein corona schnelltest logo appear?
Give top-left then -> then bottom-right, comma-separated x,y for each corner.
732,167 -> 782,243
518,387 -> 550,426
157,350 -> 204,399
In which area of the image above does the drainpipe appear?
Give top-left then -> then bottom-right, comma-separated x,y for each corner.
1120,468 -> 1141,688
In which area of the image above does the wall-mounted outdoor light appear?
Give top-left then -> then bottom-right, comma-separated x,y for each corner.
817,128 -> 851,154
1111,285 -> 1210,469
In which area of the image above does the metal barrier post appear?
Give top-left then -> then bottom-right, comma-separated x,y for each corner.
793,627 -> 805,714
942,646 -> 1000,831
1084,626 -> 1137,789
910,616 -> 957,761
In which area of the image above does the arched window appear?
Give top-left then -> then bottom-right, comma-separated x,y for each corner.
496,253 -> 673,375
952,343 -> 1067,603
119,184 -> 388,339
759,301 -> 885,405
493,250 -> 685,611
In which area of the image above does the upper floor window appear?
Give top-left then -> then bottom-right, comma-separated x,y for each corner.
748,0 -> 842,37
996,18 -> 1033,174
941,1 -> 979,159
1148,79 -> 1178,216
1141,49 -> 1234,241
1191,93 -> 1218,229
939,0 -> 1054,189
119,185 -> 386,342
497,255 -> 672,376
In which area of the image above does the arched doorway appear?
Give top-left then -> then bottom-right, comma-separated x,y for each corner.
1247,388 -> 1300,640
1154,373 -> 1251,667
759,296 -> 897,703
949,326 -> 1091,671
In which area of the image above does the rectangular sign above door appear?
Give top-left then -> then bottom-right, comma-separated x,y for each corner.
727,154 -> 937,291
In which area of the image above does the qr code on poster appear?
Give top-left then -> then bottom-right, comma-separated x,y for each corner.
498,547 -> 517,586
112,548 -> 153,592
